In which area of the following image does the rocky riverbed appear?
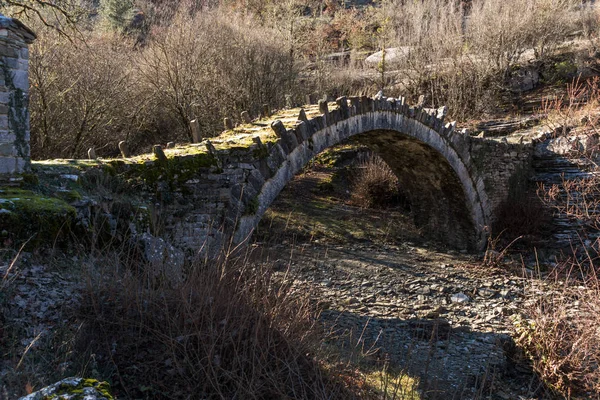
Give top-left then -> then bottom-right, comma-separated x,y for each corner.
251,241 -> 552,399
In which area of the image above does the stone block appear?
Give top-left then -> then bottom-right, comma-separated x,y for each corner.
349,97 -> 360,116
298,108 -> 308,122
241,111 -> 252,123
359,96 -> 368,113
270,120 -> 286,137
328,109 -> 341,126
312,115 -> 325,131
3,56 -> 18,68
336,96 -> 349,119
318,99 -> 329,121
247,169 -> 265,192
11,69 -> 27,90
0,44 -> 16,58
291,125 -> 305,144
0,156 -> 19,173
0,131 -> 15,143
281,129 -> 298,153
295,121 -> 311,141
387,97 -> 396,110
190,119 -> 201,143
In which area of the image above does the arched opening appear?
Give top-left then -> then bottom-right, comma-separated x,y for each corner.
233,110 -> 488,252
352,130 -> 476,250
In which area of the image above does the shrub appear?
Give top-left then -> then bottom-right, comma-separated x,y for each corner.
359,0 -> 581,119
100,0 -> 134,32
350,154 -> 399,209
515,262 -> 600,397
29,29 -> 139,159
28,8 -> 296,159
78,255 -> 356,399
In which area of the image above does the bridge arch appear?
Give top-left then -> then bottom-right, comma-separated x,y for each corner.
231,99 -> 491,251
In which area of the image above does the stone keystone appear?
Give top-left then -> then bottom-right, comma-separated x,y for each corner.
118,141 -> 130,158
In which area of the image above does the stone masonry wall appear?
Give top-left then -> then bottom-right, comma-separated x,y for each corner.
470,137 -> 534,220
0,15 -> 35,174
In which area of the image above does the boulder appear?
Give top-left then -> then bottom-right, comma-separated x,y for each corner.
18,377 -> 114,400
364,47 -> 411,67
507,66 -> 540,93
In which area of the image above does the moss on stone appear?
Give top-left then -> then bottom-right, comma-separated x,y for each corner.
0,188 -> 77,247
54,189 -> 83,203
21,173 -> 39,185
127,152 -> 218,192
45,378 -> 114,400
252,145 -> 269,160
244,195 -> 260,215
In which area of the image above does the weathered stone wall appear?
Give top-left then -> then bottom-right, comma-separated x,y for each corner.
470,137 -> 534,218
0,15 -> 35,174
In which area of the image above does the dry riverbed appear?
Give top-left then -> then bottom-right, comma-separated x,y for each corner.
250,240 -> 551,400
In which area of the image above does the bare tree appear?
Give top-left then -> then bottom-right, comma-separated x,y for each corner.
0,0 -> 85,38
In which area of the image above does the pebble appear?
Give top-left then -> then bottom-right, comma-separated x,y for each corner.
451,292 -> 470,303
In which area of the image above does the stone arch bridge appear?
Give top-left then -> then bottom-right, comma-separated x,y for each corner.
95,95 -> 531,255
0,14 -> 532,255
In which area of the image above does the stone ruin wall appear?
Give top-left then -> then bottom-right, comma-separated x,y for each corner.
0,15 -> 35,174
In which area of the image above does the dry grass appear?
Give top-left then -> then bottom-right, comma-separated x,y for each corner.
515,256 -> 600,397
76,252 -> 361,399
350,154 -> 400,209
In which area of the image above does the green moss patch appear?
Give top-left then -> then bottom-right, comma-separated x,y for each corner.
30,377 -> 114,400
126,152 -> 219,192
0,188 -> 77,247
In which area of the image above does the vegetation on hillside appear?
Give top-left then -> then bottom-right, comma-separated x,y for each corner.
0,0 -> 597,158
